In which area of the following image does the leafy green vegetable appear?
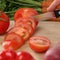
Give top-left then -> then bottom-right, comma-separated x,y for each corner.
0,0 -> 43,20
0,0 -> 6,11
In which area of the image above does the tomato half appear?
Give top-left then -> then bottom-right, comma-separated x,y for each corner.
29,36 -> 51,53
14,8 -> 38,21
16,51 -> 34,60
3,32 -> 24,50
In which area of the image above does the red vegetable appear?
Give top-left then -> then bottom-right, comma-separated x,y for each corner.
3,32 -> 24,50
15,20 -> 34,35
29,36 -> 51,53
8,26 -> 30,41
0,11 -> 10,34
0,49 -> 17,60
44,43 -> 60,60
16,18 -> 37,29
16,51 -> 34,60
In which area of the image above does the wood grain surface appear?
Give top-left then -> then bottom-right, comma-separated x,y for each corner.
0,21 -> 60,60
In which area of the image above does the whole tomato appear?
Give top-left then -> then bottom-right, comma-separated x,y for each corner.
16,51 -> 34,60
0,11 -> 10,34
0,49 -> 17,60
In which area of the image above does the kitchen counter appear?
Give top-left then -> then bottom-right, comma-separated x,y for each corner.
0,21 -> 60,60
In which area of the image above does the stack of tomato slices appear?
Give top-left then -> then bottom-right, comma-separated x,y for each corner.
2,8 -> 38,50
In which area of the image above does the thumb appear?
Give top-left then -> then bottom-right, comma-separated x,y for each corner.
47,0 -> 60,11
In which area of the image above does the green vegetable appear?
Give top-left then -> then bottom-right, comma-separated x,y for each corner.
0,0 -> 43,20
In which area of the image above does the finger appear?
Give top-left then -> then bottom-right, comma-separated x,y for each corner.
47,0 -> 60,11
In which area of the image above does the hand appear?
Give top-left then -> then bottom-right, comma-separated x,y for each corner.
47,0 -> 60,11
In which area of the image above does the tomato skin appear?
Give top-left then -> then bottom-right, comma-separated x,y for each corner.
0,11 -> 10,34
16,51 -> 34,60
3,32 -> 24,50
14,8 -> 38,21
0,49 -> 17,60
29,36 -> 51,53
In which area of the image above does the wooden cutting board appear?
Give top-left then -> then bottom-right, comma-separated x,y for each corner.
0,21 -> 60,60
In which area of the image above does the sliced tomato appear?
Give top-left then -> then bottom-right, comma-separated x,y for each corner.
29,36 -> 51,53
15,21 -> 34,35
15,26 -> 30,41
23,18 -> 37,29
14,8 -> 38,21
15,18 -> 38,30
8,26 -> 30,41
3,32 -> 24,50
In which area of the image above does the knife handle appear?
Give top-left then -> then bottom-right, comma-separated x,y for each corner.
54,10 -> 60,18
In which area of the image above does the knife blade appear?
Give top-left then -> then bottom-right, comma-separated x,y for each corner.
34,10 -> 60,21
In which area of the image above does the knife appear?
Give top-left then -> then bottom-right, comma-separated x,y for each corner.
34,10 -> 60,21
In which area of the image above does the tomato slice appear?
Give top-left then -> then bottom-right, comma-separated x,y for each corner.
15,21 -> 34,35
3,32 -> 24,50
15,26 -> 30,41
23,18 -> 37,29
15,18 -> 37,30
14,8 -> 38,21
16,51 -> 34,60
29,36 -> 51,52
8,26 -> 30,41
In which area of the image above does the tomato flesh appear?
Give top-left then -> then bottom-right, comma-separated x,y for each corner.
14,26 -> 30,41
8,26 -> 30,41
3,32 -> 24,50
15,18 -> 37,30
22,18 -> 37,29
15,21 -> 34,35
29,36 -> 51,52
